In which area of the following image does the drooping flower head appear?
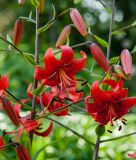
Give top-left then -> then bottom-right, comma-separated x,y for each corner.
34,45 -> 86,90
85,74 -> 136,126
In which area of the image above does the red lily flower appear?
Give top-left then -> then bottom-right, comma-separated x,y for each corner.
85,75 -> 136,125
34,45 -> 86,89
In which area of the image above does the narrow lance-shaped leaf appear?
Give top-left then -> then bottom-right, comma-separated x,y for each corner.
23,53 -> 36,66
31,0 -> 39,7
93,35 -> 109,48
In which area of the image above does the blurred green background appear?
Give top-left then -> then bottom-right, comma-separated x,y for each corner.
0,0 -> 136,159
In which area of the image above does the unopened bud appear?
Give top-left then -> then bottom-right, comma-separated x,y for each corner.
90,43 -> 109,71
1,97 -> 20,126
114,65 -> 130,80
18,0 -> 25,5
70,8 -> 87,36
56,25 -> 71,48
38,0 -> 45,13
16,144 -> 31,160
13,18 -> 23,47
121,49 -> 132,76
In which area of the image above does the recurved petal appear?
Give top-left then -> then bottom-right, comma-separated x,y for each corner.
68,51 -> 86,74
41,92 -> 54,107
91,80 -> 109,102
21,119 -> 38,132
102,78 -> 123,92
34,65 -> 46,80
60,45 -> 74,64
0,74 -> 9,90
34,121 -> 53,137
118,97 -> 136,110
44,48 -> 62,76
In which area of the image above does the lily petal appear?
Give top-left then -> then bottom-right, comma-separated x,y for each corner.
60,45 -> 74,64
34,121 -> 53,137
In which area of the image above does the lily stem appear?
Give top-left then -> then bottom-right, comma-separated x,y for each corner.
93,136 -> 100,160
46,116 -> 94,146
100,131 -> 136,143
30,8 -> 39,145
106,0 -> 116,60
0,36 -> 24,55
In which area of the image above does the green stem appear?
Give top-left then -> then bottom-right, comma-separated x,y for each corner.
30,8 -> 40,144
0,36 -> 24,55
5,89 -> 32,111
54,41 -> 92,54
112,24 -> 135,34
100,132 -> 136,143
0,142 -> 17,149
93,136 -> 100,160
106,0 -> 116,60
38,97 -> 85,118
46,117 -> 94,146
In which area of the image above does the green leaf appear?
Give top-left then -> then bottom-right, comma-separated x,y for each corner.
33,83 -> 45,96
109,56 -> 119,64
31,0 -> 39,7
38,22 -> 54,34
52,4 -> 56,20
93,35 -> 109,48
112,31 -> 126,35
23,53 -> 36,66
32,141 -> 58,160
37,4 -> 56,34
7,35 -> 12,49
88,27 -> 93,36
132,21 -> 136,27
131,45 -> 136,54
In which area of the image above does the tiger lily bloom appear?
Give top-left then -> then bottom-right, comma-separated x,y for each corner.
34,45 -> 86,89
85,75 -> 136,125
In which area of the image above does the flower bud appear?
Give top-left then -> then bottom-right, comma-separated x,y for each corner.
18,0 -> 25,5
121,49 -> 132,76
114,65 -> 130,80
56,25 -> 71,48
16,144 -> 31,160
1,97 -> 20,126
13,18 -> 23,47
70,8 -> 87,36
38,0 -> 45,13
90,43 -> 109,71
